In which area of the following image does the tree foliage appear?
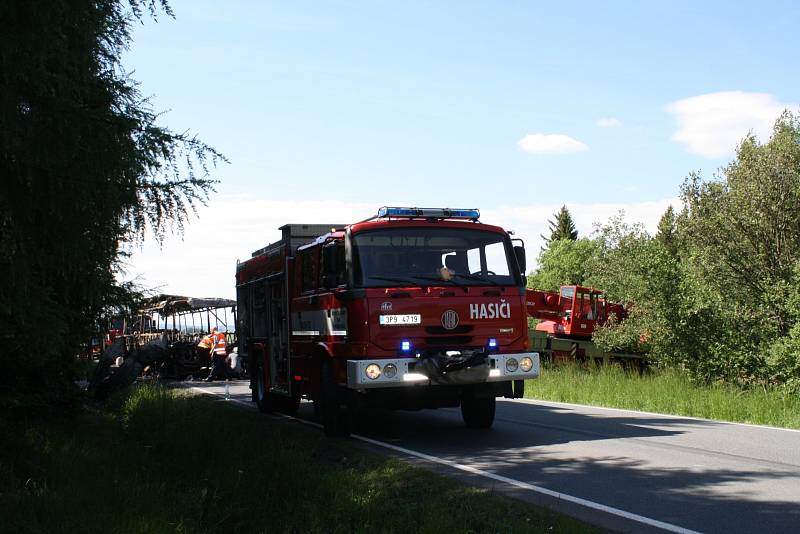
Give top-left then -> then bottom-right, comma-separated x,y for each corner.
681,113 -> 800,339
655,205 -> 679,259
0,1 -> 223,411
541,205 -> 578,247
590,113 -> 800,390
585,217 -> 733,381
527,238 -> 599,292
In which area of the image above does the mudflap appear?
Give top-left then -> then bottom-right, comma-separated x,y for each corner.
512,379 -> 525,398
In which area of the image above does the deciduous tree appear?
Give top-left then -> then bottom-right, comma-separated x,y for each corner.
528,238 -> 599,292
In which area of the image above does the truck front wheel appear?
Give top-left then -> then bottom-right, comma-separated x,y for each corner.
461,395 -> 496,428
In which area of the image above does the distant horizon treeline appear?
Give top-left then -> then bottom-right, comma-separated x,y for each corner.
528,112 -> 800,393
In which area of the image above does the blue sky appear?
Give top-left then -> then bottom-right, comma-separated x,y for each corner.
123,1 -> 800,297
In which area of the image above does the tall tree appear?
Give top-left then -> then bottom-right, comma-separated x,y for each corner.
541,205 -> 578,247
655,205 -> 679,258
0,1 -> 224,411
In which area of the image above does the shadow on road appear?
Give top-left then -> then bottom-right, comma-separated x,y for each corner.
343,401 -> 800,533
184,381 -> 800,533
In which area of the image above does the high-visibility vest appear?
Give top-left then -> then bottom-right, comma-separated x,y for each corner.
211,331 -> 227,356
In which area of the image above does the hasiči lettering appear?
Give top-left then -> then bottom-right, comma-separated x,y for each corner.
469,302 -> 511,320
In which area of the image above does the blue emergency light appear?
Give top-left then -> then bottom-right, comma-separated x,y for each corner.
401,340 -> 412,352
377,207 -> 480,220
488,338 -> 498,349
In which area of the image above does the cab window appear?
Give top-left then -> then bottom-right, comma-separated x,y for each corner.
300,250 -> 319,293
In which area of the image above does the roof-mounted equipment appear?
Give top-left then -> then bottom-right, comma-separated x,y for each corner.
376,206 -> 481,221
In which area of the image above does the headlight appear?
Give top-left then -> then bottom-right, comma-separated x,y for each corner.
505,358 -> 519,372
365,363 -> 381,380
383,363 -> 398,378
520,356 -> 533,372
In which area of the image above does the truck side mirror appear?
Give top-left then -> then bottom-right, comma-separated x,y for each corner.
514,246 -> 527,273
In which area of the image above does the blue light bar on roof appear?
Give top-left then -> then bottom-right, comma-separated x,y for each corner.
377,206 -> 480,220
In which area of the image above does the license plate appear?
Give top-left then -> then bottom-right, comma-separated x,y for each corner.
379,314 -> 421,325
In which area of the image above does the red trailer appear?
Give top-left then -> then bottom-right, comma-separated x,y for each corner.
235,207 -> 540,435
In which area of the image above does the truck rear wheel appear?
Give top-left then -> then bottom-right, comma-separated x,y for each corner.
277,394 -> 300,414
321,360 -> 350,437
461,395 -> 496,428
255,364 -> 274,413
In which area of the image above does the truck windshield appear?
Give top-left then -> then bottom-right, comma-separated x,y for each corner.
352,227 -> 521,288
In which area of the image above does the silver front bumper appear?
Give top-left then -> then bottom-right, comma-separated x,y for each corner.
346,352 -> 540,389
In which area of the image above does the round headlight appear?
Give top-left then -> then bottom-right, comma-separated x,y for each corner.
383,363 -> 398,378
365,363 -> 381,380
520,356 -> 533,372
505,358 -> 519,372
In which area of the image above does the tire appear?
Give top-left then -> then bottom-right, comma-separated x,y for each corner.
254,364 -> 274,413
277,394 -> 300,414
321,360 -> 350,437
461,395 -> 496,429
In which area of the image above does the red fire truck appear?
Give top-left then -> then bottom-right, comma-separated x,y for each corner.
235,207 -> 540,436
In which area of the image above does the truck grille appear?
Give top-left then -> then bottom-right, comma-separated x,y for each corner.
424,335 -> 473,346
425,325 -> 473,335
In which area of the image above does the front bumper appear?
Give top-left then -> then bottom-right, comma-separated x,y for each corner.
345,352 -> 540,389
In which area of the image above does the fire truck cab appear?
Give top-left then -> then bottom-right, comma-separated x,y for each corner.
236,207 -> 540,436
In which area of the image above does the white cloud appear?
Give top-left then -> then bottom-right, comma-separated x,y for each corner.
517,133 -> 588,154
596,117 -> 621,128
123,196 -> 679,298
666,91 -> 796,158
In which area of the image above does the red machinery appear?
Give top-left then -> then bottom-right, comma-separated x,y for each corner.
526,285 -> 626,339
235,207 -> 540,436
526,285 -> 634,363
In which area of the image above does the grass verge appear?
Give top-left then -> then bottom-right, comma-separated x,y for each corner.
1,382 -> 596,533
525,363 -> 800,429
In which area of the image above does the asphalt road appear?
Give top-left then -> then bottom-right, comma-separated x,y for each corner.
187,380 -> 800,533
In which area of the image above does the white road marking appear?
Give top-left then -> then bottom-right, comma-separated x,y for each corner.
191,385 -> 701,534
509,397 -> 800,433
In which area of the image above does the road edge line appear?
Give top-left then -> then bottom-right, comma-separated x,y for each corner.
509,397 -> 800,433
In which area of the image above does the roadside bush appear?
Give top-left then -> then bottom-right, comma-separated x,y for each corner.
767,323 -> 800,393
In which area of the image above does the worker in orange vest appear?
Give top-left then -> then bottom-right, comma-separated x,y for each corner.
201,326 -> 229,382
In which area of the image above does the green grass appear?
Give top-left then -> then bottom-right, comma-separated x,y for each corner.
0,383 -> 596,534
526,363 -> 800,429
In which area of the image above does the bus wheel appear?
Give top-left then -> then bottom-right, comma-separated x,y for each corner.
461,394 -> 496,429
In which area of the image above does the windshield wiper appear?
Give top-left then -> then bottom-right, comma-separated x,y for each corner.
452,273 -> 499,286
366,274 -> 470,292
408,274 -> 469,292
366,275 -> 424,286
